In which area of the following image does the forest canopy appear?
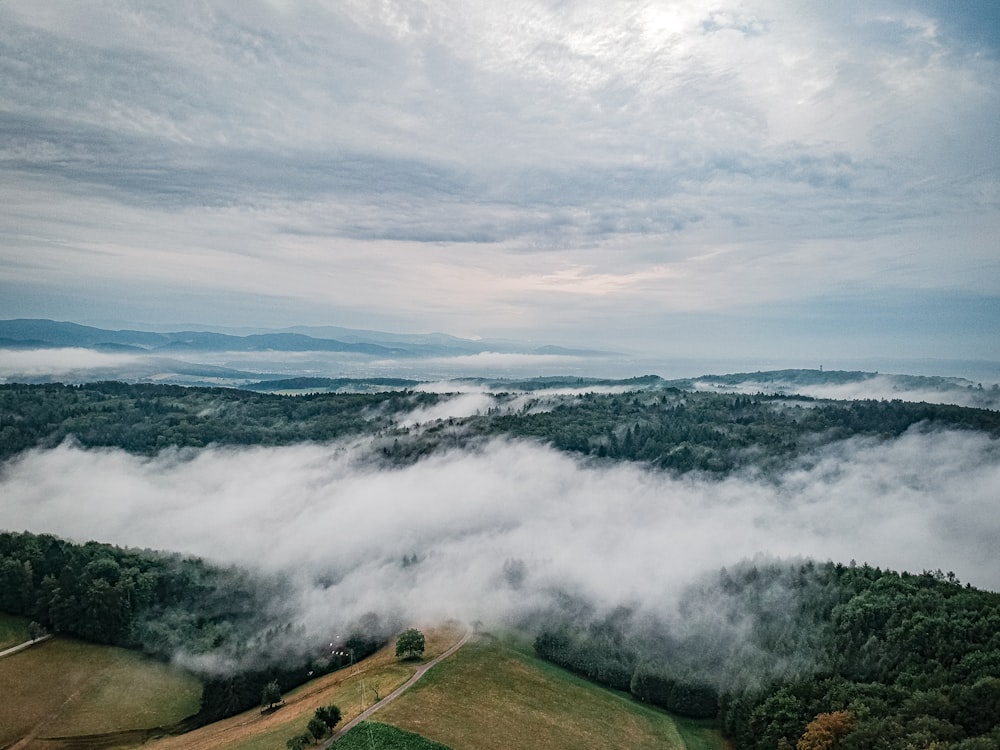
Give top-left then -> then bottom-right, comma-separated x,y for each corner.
530,561 -> 1000,748
2,380 -> 998,475
0,530 -> 385,724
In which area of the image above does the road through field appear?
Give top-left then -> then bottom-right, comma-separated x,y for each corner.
0,635 -> 52,659
322,626 -> 472,748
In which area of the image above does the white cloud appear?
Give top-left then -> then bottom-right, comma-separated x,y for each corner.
399,391 -> 494,427
693,374 -> 1000,409
0,348 -> 145,380
1,428 -> 997,636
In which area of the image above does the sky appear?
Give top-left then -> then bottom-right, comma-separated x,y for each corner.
1,0 -> 998,360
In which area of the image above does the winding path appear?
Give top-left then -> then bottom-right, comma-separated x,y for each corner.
322,626 -> 473,747
0,634 -> 52,659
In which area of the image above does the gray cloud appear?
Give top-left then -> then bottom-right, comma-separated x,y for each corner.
0,1 -> 997,354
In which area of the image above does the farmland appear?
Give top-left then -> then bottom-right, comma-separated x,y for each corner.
0,635 -> 201,748
4,623 -> 726,750
376,634 -> 728,750
144,625 -> 465,750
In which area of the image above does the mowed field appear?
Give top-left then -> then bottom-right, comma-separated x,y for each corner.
0,634 -> 201,750
376,634 -> 730,750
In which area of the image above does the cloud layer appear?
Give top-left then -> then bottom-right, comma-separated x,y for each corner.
2,428 -> 997,639
0,1 -> 998,356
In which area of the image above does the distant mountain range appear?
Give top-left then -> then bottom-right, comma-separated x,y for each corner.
3,320 -> 994,409
0,319 -> 611,358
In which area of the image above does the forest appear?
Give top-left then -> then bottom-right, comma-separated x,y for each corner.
2,380 -> 999,474
531,561 -> 1000,749
2,378 -> 1000,747
0,530 -> 385,724
0,382 -> 440,459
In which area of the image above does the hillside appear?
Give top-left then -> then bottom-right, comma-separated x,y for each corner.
2,376 -> 999,749
376,633 -> 727,750
3,380 -> 998,473
0,628 -> 201,748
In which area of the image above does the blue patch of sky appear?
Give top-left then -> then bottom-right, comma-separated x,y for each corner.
914,0 -> 1000,55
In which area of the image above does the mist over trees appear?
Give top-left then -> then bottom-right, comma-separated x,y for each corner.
0,530 -> 283,652
531,560 -> 1000,748
0,382 -> 439,459
2,375 -> 1000,747
0,530 -> 387,724
2,381 -> 998,475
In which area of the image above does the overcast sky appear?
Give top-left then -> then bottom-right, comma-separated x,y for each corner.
1,1 -> 998,359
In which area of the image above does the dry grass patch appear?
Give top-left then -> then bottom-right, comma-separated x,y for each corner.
145,624 -> 465,750
0,636 -> 201,748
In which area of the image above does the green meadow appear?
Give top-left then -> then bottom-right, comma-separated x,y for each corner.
0,635 -> 201,747
376,635 -> 728,750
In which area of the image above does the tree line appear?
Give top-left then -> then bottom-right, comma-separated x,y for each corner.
4,382 -> 999,476
0,381 -> 439,459
465,390 -> 1000,474
0,530 -> 383,724
531,561 -> 1000,748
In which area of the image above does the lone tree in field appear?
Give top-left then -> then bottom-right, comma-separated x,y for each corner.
261,679 -> 282,710
314,704 -> 342,731
307,716 -> 329,741
395,627 -> 426,660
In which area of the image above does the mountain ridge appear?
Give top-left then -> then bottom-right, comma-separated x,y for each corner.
0,319 -> 613,359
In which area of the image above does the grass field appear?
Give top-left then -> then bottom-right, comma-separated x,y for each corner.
63,623 -> 729,750
0,612 -> 30,649
375,634 -> 730,750
0,636 -> 202,748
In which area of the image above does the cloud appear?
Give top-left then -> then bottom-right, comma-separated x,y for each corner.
0,1 -> 997,354
0,348 -> 146,381
398,384 -> 642,426
399,390 -> 495,427
693,374 -> 1000,409
426,352 -> 585,367
1,427 -> 997,641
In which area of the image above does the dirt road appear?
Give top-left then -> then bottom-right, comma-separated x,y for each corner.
0,635 -> 52,659
322,626 -> 472,747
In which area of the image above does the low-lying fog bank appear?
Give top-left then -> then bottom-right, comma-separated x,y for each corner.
2,428 -> 997,644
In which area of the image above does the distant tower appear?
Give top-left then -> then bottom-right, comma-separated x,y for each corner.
819,365 -> 823,372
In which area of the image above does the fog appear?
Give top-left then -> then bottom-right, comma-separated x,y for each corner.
401,382 -> 638,426
693,374 -> 1000,410
4,348 -> 999,410
2,428 -> 998,650
0,348 -> 147,380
